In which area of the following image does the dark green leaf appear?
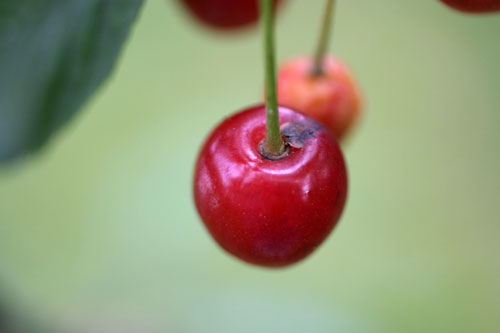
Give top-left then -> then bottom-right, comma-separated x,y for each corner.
0,0 -> 143,162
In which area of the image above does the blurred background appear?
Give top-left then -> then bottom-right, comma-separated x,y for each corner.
1,0 -> 500,332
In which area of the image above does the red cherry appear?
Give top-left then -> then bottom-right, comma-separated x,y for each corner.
180,0 -> 283,30
276,55 -> 363,140
193,105 -> 347,267
439,0 -> 500,12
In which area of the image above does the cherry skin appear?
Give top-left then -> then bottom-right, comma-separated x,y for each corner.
440,0 -> 500,12
193,105 -> 347,267
276,55 -> 363,140
179,0 -> 283,30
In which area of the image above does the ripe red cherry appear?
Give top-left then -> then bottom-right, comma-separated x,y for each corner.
193,105 -> 347,267
439,0 -> 500,12
180,0 -> 283,30
276,55 -> 363,140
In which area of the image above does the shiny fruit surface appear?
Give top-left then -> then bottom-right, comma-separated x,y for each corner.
440,0 -> 500,12
193,105 -> 347,267
276,55 -> 362,140
180,0 -> 283,30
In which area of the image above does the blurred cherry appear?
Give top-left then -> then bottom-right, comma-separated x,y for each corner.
440,0 -> 500,12
276,55 -> 362,140
179,0 -> 283,30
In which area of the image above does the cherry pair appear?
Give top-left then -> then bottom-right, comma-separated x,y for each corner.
190,0 -> 500,267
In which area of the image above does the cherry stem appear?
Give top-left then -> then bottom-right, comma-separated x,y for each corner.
260,0 -> 285,158
312,0 -> 335,76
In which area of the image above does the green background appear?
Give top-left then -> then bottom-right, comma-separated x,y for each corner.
1,1 -> 500,332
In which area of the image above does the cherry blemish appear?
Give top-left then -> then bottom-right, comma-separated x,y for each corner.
281,120 -> 322,149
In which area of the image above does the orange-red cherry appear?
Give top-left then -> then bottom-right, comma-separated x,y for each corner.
276,55 -> 362,140
193,105 -> 348,267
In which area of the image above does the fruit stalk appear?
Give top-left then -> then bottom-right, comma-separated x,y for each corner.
312,0 -> 335,76
260,0 -> 285,157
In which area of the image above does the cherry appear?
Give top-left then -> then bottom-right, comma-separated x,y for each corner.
439,0 -> 500,12
193,105 -> 347,267
276,55 -> 363,140
179,0 -> 283,30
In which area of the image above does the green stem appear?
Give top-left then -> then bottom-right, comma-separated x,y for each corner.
260,0 -> 285,158
312,0 -> 335,76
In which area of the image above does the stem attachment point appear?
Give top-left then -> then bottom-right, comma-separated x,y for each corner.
258,139 -> 289,160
